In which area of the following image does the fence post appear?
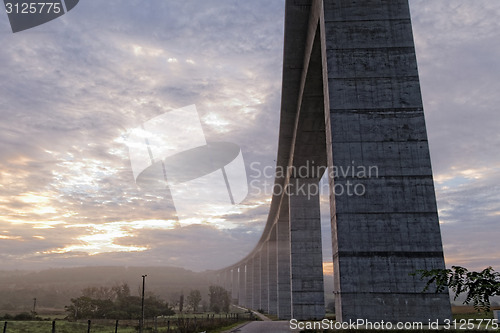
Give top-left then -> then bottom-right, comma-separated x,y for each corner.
3,321 -> 7,333
52,320 -> 56,333
87,319 -> 91,333
167,320 -> 170,333
154,317 -> 157,333
115,320 -> 119,333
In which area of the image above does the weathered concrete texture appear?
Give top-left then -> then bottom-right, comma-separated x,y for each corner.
260,243 -> 269,313
289,178 -> 325,320
225,270 -> 232,297
239,265 -> 246,307
268,226 -> 278,315
277,199 -> 292,319
245,259 -> 253,308
252,253 -> 262,310
323,0 -> 451,323
232,268 -> 239,304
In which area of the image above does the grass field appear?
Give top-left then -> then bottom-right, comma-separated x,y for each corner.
1,320 -> 138,333
1,312 -> 253,333
1,319 -> 247,333
2,307 -> 497,332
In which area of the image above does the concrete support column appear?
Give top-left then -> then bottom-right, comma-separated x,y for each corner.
277,197 -> 292,319
225,269 -> 232,294
245,259 -> 253,308
322,0 -> 451,323
232,268 -> 239,304
216,272 -> 222,286
252,253 -> 261,310
260,242 -> 269,313
289,177 -> 325,320
238,265 -> 246,307
268,225 -> 278,315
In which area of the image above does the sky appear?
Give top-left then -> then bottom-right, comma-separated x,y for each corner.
0,1 -> 498,273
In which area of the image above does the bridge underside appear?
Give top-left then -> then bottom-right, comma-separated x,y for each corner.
216,0 -> 451,322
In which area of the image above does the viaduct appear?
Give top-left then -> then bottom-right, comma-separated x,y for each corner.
214,0 -> 451,322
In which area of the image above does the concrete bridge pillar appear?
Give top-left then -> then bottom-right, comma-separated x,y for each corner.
232,268 -> 239,304
289,178 -> 325,320
260,242 -> 269,313
268,225 -> 278,315
252,253 -> 261,310
216,272 -> 222,286
225,269 -> 231,294
238,265 -> 246,307
321,0 -> 451,323
277,197 -> 292,319
245,259 -> 253,308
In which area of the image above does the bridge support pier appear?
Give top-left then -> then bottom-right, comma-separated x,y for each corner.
245,259 -> 253,308
237,265 -> 247,306
252,253 -> 261,310
260,243 -> 269,313
231,268 -> 238,304
268,225 -> 278,315
321,0 -> 452,323
238,265 -> 246,307
277,198 -> 292,319
289,178 -> 325,320
225,270 -> 231,298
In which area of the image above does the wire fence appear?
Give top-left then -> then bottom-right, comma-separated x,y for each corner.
2,312 -> 255,333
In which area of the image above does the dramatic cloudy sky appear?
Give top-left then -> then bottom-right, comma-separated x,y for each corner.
0,1 -> 498,273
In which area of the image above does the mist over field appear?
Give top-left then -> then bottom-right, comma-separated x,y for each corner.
0,266 -> 209,313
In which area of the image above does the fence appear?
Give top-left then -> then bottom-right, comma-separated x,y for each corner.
2,313 -> 254,333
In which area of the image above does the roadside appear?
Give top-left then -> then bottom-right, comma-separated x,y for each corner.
220,305 -> 275,332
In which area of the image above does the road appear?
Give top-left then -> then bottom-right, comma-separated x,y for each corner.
226,321 -> 293,333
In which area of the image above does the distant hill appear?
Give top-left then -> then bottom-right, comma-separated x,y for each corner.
0,266 -> 212,314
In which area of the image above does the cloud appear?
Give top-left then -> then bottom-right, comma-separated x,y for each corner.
409,0 -> 500,270
0,0 -> 498,273
0,0 -> 286,270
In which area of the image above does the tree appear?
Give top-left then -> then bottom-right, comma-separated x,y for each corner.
82,286 -> 115,300
208,286 -> 230,314
112,283 -> 131,300
163,302 -> 176,317
145,295 -> 175,318
415,266 -> 500,312
65,296 -> 94,320
179,293 -> 184,313
201,300 -> 208,313
187,290 -> 202,312
65,284 -> 175,320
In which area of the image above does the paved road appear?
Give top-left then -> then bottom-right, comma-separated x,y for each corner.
227,321 -> 293,333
